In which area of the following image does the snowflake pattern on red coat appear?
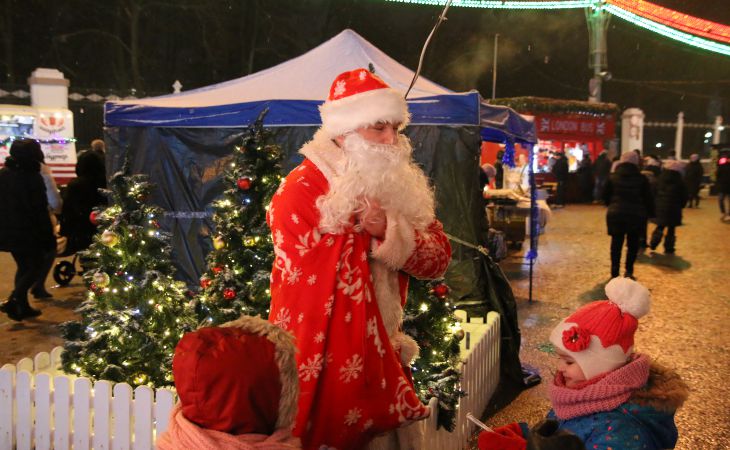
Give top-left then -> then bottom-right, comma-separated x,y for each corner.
267,158 -> 450,450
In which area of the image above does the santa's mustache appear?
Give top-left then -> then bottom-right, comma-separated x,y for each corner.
316,133 -> 435,234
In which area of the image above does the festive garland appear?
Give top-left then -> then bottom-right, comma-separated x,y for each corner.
0,136 -> 77,147
489,96 -> 619,116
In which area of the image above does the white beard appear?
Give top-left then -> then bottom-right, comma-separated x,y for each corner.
316,133 -> 435,234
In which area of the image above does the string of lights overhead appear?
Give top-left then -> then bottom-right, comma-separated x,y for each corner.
383,0 -> 730,56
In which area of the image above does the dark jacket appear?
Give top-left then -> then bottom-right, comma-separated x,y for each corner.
654,169 -> 687,227
0,157 -> 55,253
592,152 -> 611,179
60,152 -> 108,253
552,156 -> 569,181
684,160 -> 703,193
603,162 -> 655,235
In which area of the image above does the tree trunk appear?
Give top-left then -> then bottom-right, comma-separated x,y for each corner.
129,1 -> 143,91
245,0 -> 259,75
2,0 -> 14,83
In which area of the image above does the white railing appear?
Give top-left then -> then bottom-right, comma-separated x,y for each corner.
416,310 -> 501,449
0,311 -> 500,450
0,348 -> 175,450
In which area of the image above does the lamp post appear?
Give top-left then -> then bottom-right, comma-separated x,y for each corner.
586,1 -> 610,103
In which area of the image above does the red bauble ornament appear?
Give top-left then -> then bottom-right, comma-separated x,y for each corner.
223,288 -> 236,300
89,211 -> 98,225
200,277 -> 212,289
432,283 -> 449,298
90,283 -> 97,291
212,266 -> 223,274
236,178 -> 252,190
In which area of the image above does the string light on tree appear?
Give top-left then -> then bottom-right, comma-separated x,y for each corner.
61,161 -> 197,388
195,110 -> 282,324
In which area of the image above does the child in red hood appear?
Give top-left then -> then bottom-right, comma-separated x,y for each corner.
156,315 -> 301,450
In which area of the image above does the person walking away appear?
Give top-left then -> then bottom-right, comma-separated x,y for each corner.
478,277 -> 688,450
31,154 -> 63,299
267,68 -> 451,449
577,153 -> 593,203
718,150 -> 730,221
592,150 -> 611,203
156,315 -> 301,449
0,139 -> 56,320
603,151 -> 654,279
684,154 -> 703,208
650,161 -> 687,253
638,156 -> 660,249
552,151 -> 569,208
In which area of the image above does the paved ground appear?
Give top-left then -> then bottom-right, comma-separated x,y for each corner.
0,255 -> 85,365
0,198 -> 728,449
482,198 -> 730,450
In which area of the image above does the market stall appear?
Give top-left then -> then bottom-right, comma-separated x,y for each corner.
485,97 -> 618,203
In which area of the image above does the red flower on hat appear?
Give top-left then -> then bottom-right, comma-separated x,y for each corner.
562,325 -> 591,352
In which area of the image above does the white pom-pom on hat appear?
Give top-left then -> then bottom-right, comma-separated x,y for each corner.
604,277 -> 651,319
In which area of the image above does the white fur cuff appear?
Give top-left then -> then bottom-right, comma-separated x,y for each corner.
371,212 -> 416,270
391,331 -> 420,366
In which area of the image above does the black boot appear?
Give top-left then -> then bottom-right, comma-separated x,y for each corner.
2,296 -> 28,321
649,227 -> 663,250
664,234 -> 676,254
30,287 -> 53,299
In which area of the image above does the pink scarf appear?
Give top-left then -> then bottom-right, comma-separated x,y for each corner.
156,404 -> 301,450
549,353 -> 650,420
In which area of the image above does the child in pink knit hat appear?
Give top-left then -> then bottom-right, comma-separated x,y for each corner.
479,277 -> 688,450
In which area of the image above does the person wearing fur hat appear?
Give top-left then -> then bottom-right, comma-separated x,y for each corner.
266,68 -> 451,449
649,160 -> 688,254
603,151 -> 655,279
0,139 -> 55,321
156,315 -> 301,449
479,277 -> 688,450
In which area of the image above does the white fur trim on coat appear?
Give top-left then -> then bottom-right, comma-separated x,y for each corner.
298,130 -> 345,183
370,260 -> 403,338
371,212 -> 417,270
319,88 -> 410,139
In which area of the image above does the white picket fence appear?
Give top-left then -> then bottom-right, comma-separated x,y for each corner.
415,310 -> 501,449
0,311 -> 500,450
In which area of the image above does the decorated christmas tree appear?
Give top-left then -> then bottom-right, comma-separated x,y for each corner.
196,111 -> 282,324
403,278 -> 464,431
61,163 -> 197,387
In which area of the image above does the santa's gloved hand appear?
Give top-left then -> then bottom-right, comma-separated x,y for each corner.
477,422 -> 527,450
526,419 -> 585,450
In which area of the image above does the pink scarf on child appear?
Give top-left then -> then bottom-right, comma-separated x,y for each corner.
548,353 -> 650,420
156,404 -> 301,450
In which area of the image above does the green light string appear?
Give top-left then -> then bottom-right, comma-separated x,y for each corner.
604,4 -> 730,56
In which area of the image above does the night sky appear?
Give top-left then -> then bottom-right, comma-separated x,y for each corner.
2,0 -> 728,151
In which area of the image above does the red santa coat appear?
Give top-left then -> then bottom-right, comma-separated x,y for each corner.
267,133 -> 451,450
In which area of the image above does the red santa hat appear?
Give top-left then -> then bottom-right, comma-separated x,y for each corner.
549,277 -> 651,380
172,315 -> 298,435
319,68 -> 410,138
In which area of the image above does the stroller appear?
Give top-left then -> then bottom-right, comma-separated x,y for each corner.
53,207 -> 96,286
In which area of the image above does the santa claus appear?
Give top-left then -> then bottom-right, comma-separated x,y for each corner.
267,68 -> 451,450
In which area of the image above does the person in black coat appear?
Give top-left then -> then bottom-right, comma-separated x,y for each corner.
592,150 -> 611,202
603,151 -> 655,279
0,139 -> 55,321
494,150 -> 505,189
552,151 -> 569,207
60,144 -> 108,253
650,161 -> 688,253
684,154 -> 703,208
